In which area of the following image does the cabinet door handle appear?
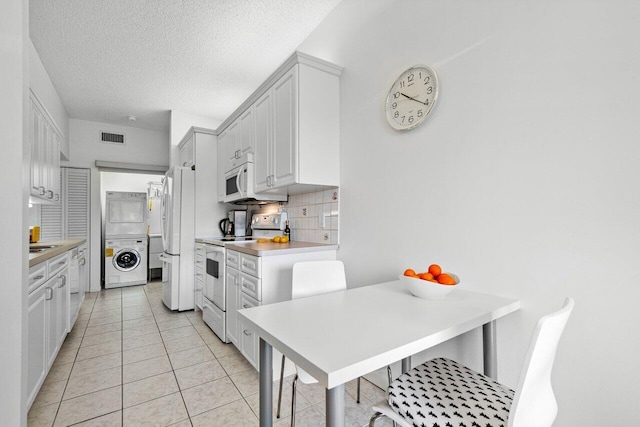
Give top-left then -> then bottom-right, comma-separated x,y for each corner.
79,259 -> 86,266
54,193 -> 60,201
243,304 -> 251,309
46,190 -> 54,199
59,275 -> 66,288
45,287 -> 53,301
243,330 -> 252,336
38,186 -> 46,196
32,274 -> 44,281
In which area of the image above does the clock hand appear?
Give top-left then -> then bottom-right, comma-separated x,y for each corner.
401,92 -> 427,106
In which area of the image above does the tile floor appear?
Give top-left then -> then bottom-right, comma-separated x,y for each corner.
27,280 -> 392,427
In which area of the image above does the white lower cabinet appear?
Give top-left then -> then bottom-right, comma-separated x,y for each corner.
226,267 -> 241,345
226,248 -> 337,371
27,251 -> 71,410
239,292 -> 260,367
27,281 -> 48,408
194,244 -> 206,311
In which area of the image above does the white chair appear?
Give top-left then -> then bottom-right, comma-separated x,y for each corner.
369,297 -> 575,427
275,260 -> 362,425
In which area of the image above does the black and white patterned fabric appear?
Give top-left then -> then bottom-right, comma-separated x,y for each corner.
387,357 -> 514,427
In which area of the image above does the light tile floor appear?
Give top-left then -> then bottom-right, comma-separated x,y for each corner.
28,280 -> 392,427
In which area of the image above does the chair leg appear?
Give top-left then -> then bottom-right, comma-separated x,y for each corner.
369,412 -> 385,426
291,373 -> 299,427
357,377 -> 361,403
276,355 -> 285,418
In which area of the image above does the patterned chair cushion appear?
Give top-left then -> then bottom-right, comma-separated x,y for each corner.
387,357 -> 514,427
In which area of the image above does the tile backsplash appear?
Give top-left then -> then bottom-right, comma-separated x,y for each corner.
285,188 -> 339,244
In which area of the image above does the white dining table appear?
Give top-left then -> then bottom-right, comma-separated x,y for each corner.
238,279 -> 520,427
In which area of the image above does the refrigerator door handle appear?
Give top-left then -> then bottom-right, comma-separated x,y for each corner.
158,253 -> 173,263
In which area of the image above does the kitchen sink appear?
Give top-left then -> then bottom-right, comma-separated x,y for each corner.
29,244 -> 61,253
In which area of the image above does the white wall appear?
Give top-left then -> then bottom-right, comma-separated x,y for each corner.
63,118 -> 169,291
169,110 -> 222,166
1,0 -> 28,424
29,39 -> 69,159
298,0 -> 640,425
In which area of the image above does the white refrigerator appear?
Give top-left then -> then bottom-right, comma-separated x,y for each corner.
160,167 -> 195,311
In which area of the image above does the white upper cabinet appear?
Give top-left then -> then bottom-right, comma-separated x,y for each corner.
29,90 -> 62,204
178,133 -> 195,168
217,52 -> 342,197
178,127 -> 228,236
219,120 -> 240,174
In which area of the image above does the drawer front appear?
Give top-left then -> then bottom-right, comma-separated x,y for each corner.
202,298 -> 227,343
226,250 -> 240,270
47,253 -> 69,277
240,272 -> 261,301
28,264 -> 47,293
239,253 -> 261,277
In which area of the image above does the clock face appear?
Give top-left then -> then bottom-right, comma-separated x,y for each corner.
385,65 -> 439,131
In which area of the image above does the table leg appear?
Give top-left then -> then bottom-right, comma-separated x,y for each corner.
483,321 -> 497,379
259,338 -> 273,427
326,384 -> 345,427
401,356 -> 411,374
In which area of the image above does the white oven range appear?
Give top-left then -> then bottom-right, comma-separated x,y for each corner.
195,235 -> 253,342
196,212 -> 288,342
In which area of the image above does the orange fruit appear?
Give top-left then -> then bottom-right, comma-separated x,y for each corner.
420,273 -> 435,281
437,273 -> 456,285
404,269 -> 417,277
428,264 -> 442,277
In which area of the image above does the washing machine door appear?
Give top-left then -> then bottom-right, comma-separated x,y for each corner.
113,248 -> 141,272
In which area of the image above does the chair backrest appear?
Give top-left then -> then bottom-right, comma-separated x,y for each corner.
291,260 -> 346,300
508,297 -> 575,427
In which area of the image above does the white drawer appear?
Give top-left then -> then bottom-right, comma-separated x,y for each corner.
240,272 -> 261,301
226,250 -> 240,270
47,253 -> 69,277
202,298 -> 227,343
28,264 -> 47,293
195,267 -> 205,283
239,253 -> 261,277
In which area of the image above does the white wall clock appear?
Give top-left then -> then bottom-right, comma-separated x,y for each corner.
385,65 -> 439,131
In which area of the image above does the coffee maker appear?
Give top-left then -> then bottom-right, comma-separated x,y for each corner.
218,210 -> 247,237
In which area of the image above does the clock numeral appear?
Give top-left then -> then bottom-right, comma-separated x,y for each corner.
407,73 -> 414,82
401,115 -> 406,123
394,111 -> 399,118
399,80 -> 405,88
424,76 -> 430,84
392,102 -> 397,109
408,116 -> 414,124
394,92 -> 400,99
427,86 -> 433,94
417,110 -> 424,117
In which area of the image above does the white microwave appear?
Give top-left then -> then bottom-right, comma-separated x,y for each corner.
223,155 -> 287,203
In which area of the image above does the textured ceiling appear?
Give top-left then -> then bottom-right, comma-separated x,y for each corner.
29,0 -> 342,132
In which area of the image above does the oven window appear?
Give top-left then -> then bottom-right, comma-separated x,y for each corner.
206,258 -> 219,279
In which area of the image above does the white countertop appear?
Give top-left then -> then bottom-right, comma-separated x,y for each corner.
29,238 -> 86,268
226,240 -> 339,256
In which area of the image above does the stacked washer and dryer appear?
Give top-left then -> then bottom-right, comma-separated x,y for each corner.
104,192 -> 148,289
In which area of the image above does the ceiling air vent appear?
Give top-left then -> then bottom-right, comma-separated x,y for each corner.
100,131 -> 126,145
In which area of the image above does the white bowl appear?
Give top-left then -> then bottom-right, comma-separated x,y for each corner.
399,273 -> 460,299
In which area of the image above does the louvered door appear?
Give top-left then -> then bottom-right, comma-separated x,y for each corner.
41,167 -> 90,242
64,168 -> 90,239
